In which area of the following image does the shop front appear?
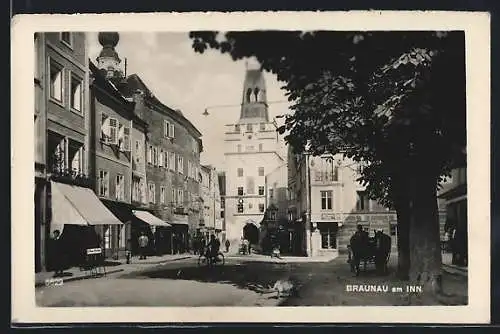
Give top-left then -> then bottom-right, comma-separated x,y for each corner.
131,210 -> 172,256
171,214 -> 190,254
48,181 -> 123,270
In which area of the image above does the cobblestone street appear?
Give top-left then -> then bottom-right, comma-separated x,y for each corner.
36,254 -> 467,307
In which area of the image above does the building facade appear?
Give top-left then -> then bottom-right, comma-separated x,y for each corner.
223,64 -> 286,252
122,74 -> 203,254
438,149 -> 467,266
287,146 -> 399,257
35,32 -> 109,271
200,165 -> 224,240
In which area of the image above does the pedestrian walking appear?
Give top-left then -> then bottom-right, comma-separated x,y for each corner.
225,239 -> 230,253
49,230 -> 65,277
138,231 -> 149,260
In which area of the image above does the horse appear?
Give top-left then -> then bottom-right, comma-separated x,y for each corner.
348,230 -> 391,276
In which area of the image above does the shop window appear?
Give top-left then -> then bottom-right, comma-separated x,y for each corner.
119,225 -> 126,248
104,226 -> 111,249
320,223 -> 338,249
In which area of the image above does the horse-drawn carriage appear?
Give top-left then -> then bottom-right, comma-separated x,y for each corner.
347,228 -> 392,276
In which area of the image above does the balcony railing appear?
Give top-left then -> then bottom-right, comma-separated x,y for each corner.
49,167 -> 93,189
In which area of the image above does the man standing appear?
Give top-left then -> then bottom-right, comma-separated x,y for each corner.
138,231 -> 149,260
49,230 -> 64,277
225,239 -> 230,253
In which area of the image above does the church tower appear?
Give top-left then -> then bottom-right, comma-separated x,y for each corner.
223,60 -> 286,253
96,32 -> 124,81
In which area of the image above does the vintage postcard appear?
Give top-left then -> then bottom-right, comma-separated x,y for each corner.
11,11 -> 490,324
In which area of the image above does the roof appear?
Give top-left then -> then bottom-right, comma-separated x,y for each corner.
124,74 -> 203,138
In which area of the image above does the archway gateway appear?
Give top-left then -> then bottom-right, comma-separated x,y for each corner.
243,222 -> 259,245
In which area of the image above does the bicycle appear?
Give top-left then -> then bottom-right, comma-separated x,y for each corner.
198,250 -> 225,268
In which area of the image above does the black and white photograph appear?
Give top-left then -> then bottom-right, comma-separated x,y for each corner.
12,11 -> 490,323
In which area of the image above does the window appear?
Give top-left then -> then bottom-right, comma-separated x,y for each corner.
153,147 -> 158,166
249,203 -> 253,209
49,59 -> 63,102
259,143 -> 263,152
259,203 -> 265,212
319,223 -> 338,249
170,123 -> 175,138
356,191 -> 369,211
104,227 -> 111,249
115,174 -> 124,201
118,125 -> 131,151
164,120 -> 171,138
237,144 -> 242,153
246,124 -> 253,132
147,145 -> 153,164
235,124 -> 241,133
98,170 -> 109,197
332,166 -> 339,181
171,188 -> 177,205
269,188 -> 274,199
237,187 -> 244,196
321,190 -> 333,210
178,189 -> 184,205
134,140 -> 142,163
177,155 -> 184,174
237,168 -> 243,177
60,32 -> 72,46
132,177 -> 143,203
258,186 -> 265,196
164,150 -> 169,168
160,186 -> 166,204
69,73 -> 82,112
258,167 -> 264,176
237,201 -> 244,213
390,222 -> 397,236
260,123 -> 266,131
159,150 -> 164,167
148,182 -> 156,203
71,147 -> 82,173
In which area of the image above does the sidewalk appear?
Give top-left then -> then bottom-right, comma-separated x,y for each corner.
226,252 -> 338,263
441,252 -> 468,277
35,254 -> 192,287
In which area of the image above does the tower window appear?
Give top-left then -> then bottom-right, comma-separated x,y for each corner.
254,88 -> 259,102
246,88 -> 252,103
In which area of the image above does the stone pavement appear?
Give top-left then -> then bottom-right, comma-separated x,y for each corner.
35,254 -> 192,287
225,252 -> 338,264
281,254 -> 468,306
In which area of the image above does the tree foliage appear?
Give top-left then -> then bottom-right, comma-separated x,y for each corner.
190,31 -> 465,208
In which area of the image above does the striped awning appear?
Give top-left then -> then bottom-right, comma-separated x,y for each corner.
133,210 -> 171,227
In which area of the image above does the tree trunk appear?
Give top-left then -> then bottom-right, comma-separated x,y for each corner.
408,173 -> 443,297
392,174 -> 410,280
396,202 -> 410,280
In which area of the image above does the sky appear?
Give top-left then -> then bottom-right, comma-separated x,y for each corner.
87,32 -> 291,171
